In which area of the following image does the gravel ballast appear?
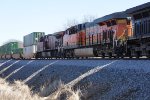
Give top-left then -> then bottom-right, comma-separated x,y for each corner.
0,59 -> 150,100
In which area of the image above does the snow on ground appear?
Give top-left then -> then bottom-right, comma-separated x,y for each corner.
0,59 -> 150,100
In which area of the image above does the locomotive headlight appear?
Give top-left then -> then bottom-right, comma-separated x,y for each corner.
127,17 -> 131,20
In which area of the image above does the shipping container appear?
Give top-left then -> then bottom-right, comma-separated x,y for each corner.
13,48 -> 23,54
23,45 -> 37,59
24,32 -> 45,47
0,41 -> 23,56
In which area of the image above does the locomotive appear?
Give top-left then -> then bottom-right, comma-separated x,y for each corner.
126,2 -> 150,58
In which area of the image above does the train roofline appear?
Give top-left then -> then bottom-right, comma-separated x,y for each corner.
94,11 -> 128,24
126,2 -> 150,14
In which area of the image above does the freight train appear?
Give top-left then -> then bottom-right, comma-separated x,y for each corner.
36,12 -> 132,59
0,2 -> 150,59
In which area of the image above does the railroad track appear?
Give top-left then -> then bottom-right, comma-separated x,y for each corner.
1,57 -> 150,60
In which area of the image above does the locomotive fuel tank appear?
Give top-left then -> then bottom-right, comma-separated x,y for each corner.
74,48 -> 95,57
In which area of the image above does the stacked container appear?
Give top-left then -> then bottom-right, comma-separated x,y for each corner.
0,41 -> 23,59
23,32 -> 45,59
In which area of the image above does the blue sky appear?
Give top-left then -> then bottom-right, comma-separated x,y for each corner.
0,0 -> 149,46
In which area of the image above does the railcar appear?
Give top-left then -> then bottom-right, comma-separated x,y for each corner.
126,2 -> 150,58
23,32 -> 45,59
94,12 -> 132,58
0,41 -> 23,59
36,31 -> 64,58
63,23 -> 87,58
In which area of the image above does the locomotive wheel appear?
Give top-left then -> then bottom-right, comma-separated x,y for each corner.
121,55 -> 124,58
147,55 -> 150,58
129,55 -> 132,58
116,55 -> 119,58
102,53 -> 105,58
119,53 -> 124,58
136,55 -> 139,58
108,53 -> 112,58
94,50 -> 98,57
76,57 -> 79,59
136,52 -> 141,58
146,51 -> 150,58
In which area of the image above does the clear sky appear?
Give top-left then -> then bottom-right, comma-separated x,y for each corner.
0,0 -> 149,46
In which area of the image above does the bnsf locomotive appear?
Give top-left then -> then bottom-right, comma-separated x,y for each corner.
126,2 -> 150,58
0,2 -> 150,59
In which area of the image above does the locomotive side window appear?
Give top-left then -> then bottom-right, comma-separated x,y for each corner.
111,20 -> 117,26
127,17 -> 131,25
106,21 -> 111,27
133,13 -> 142,20
142,11 -> 149,18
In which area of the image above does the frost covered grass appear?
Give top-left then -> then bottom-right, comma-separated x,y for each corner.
0,78 -> 80,100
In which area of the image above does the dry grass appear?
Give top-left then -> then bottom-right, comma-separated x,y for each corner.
47,84 -> 81,100
0,78 -> 81,100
